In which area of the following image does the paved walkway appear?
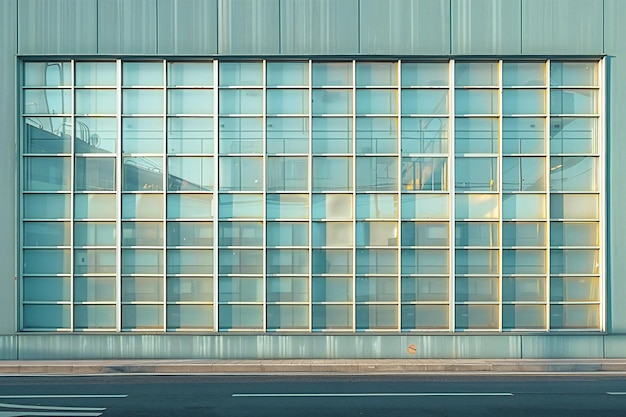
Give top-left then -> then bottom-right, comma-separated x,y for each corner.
3,359 -> 626,375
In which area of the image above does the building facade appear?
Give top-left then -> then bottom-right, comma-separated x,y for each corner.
1,0 -> 625,359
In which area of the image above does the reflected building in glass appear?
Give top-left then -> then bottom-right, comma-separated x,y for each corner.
20,59 -> 603,332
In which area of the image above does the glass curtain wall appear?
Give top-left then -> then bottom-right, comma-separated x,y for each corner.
20,59 -> 603,332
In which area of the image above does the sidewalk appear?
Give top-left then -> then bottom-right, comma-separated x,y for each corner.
3,359 -> 626,375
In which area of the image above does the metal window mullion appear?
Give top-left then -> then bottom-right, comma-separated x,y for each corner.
396,60 -> 402,332
351,59 -> 357,333
115,59 -> 123,332
545,59 -> 552,331
599,57 -> 607,332
449,59 -> 456,332
497,60 -> 503,332
18,60 -> 24,332
308,59 -> 313,332
162,59 -> 167,332
69,60 -> 76,332
262,59 -> 268,333
213,59 -> 219,332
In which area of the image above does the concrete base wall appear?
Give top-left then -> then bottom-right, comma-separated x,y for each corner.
2,334 -> 626,360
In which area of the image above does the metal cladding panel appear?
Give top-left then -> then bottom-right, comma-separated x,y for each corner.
604,335 -> 626,358
280,0 -> 359,55
360,0 -> 450,55
0,0 -> 16,335
17,0 -> 97,55
452,0 -> 521,55
218,0 -> 279,55
521,0 -> 603,55
521,335 -> 604,359
0,336 -> 18,360
157,0 -> 218,55
97,0 -> 158,55
604,0 -> 626,333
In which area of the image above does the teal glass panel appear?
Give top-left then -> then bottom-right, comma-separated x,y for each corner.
167,194 -> 213,219
23,89 -> 71,114
74,222 -> 116,246
121,249 -> 164,274
167,249 -> 213,274
502,194 -> 546,220
122,157 -> 163,191
455,157 -> 498,191
122,90 -> 164,114
218,249 -> 263,274
75,117 -> 117,153
75,157 -> 115,191
121,222 -> 163,246
401,304 -> 449,329
312,222 -> 353,247
401,90 -> 448,115
267,305 -> 309,330
312,117 -> 352,154
455,304 -> 499,330
24,62 -> 71,87
312,89 -> 352,114
167,117 -> 214,154
76,89 -> 116,114
455,249 -> 498,274
550,249 -> 599,274
219,156 -> 263,191
167,222 -> 213,246
267,117 -> 309,154
550,62 -> 598,87
312,249 -> 353,274
75,62 -> 117,87
219,117 -> 263,154
455,222 -> 498,247
218,305 -> 263,330
218,194 -> 262,219
122,305 -> 164,330
75,194 -> 115,220
356,90 -> 397,114
401,194 -> 449,220
356,157 -> 397,191
356,62 -> 397,86
401,157 -> 448,191
23,305 -> 71,329
550,90 -> 597,114
550,156 -> 598,191
550,304 -> 599,329
401,62 -> 449,87
356,117 -> 397,154
356,194 -> 397,219
503,89 -> 546,114
402,222 -> 448,247
312,305 -> 353,330
219,221 -> 263,246
455,90 -> 498,115
74,276 -> 116,302
123,62 -> 164,86
502,222 -> 546,247
23,222 -> 70,246
24,194 -> 70,219
267,222 -> 308,247
312,277 -> 353,302
502,305 -> 545,329
23,249 -> 70,274
550,117 -> 597,154
355,249 -> 398,274
168,89 -> 213,114
122,276 -> 164,302
455,118 -> 498,154
167,305 -> 213,329
167,157 -> 214,191
75,305 -> 116,329
219,62 -> 262,86
312,194 -> 352,219
267,277 -> 308,302
402,117 -> 449,155
356,222 -> 397,247
401,249 -> 449,274
24,156 -> 70,191
23,277 -> 70,302
312,62 -> 352,86
401,276 -> 449,302
356,305 -> 397,330
267,156 -> 308,191
502,249 -> 546,274
219,277 -> 263,302
267,249 -> 309,274
550,222 -> 598,247
550,277 -> 599,302
24,117 -> 71,154
503,277 -> 546,302
267,89 -> 309,115
51,252 -> 98,286
312,157 -> 352,191
550,194 -> 598,220
455,194 -> 498,219
356,276 -> 398,302
502,62 -> 546,87
502,157 -> 545,191
502,118 -> 545,154
267,62 -> 308,87
267,194 -> 309,219
219,89 -> 263,114
168,62 -> 214,87
167,277 -> 213,302
122,118 -> 164,154
455,62 -> 498,86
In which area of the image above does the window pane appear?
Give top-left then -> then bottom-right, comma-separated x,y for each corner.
356,90 -> 397,114
267,276 -> 308,302
122,194 -> 164,219
312,249 -> 353,274
267,61 -> 308,87
550,194 -> 598,219
455,157 -> 498,191
218,222 -> 263,246
455,90 -> 498,114
455,249 -> 498,274
401,62 -> 449,86
401,157 -> 448,191
312,222 -> 353,247
168,89 -> 213,114
23,89 -> 71,114
122,90 -> 164,114
75,157 -> 115,191
356,157 -> 397,191
312,277 -> 352,302
167,222 -> 213,246
24,117 -> 71,154
23,222 -> 70,246
550,90 -> 597,114
401,118 -> 449,154
502,194 -> 545,219
123,62 -> 163,86
267,249 -> 309,274
455,222 -> 497,247
267,222 -> 308,246
267,89 -> 308,114
312,117 -> 352,154
75,305 -> 116,329
267,194 -> 309,219
74,249 -> 116,274
550,157 -> 598,191
401,277 -> 449,302
312,305 -> 353,330
23,277 -> 70,302
356,222 -> 398,246
218,305 -> 263,330
503,305 -> 545,329
167,276 -> 213,302
356,62 -> 397,86
356,305 -> 398,330
355,249 -> 398,273
312,89 -> 352,114
75,117 -> 117,153
23,249 -> 70,274
401,90 -> 448,115
218,249 -> 263,274
502,62 -> 546,87
267,156 -> 308,191
122,305 -> 164,330
219,62 -> 262,86
502,157 -> 545,191
312,157 -> 352,191
219,156 -> 263,191
23,305 -> 71,329
24,157 -> 70,191
312,194 -> 352,219
401,249 -> 449,274
356,276 -> 398,302
219,276 -> 263,302
167,249 -> 213,274
550,304 -> 599,329
75,194 -> 115,219
550,62 -> 598,87
455,277 -> 498,302
550,277 -> 599,302
455,194 -> 499,219
25,62 -> 71,87
167,194 -> 213,219
402,304 -> 449,329
455,118 -> 498,154
75,276 -> 116,302
502,118 -> 545,154
455,62 -> 498,86
219,89 -> 262,114
312,62 -> 352,86
219,117 -> 262,154
267,305 -> 308,330
167,305 -> 213,329
121,249 -> 163,274
550,117 -> 597,154
402,222 -> 448,246
455,304 -> 499,330
402,194 -> 449,220
167,117 -> 214,154
503,276 -> 546,302
550,222 -> 598,246
502,90 -> 545,114
24,194 -> 70,219
267,117 -> 309,154
74,222 -> 116,246
503,249 -> 546,274
502,222 -> 546,246
167,157 -> 214,191
356,194 -> 397,219
356,117 -> 397,154
550,249 -> 599,274
76,89 -> 116,114
122,222 -> 163,246
218,194 -> 262,219
122,118 -> 163,154
168,61 -> 213,87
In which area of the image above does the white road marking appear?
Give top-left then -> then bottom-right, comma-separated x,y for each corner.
0,402 -> 104,412
0,395 -> 127,399
233,392 -> 513,397
607,392 -> 626,395
0,413 -> 103,417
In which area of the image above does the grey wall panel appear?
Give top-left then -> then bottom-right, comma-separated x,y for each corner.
0,336 -> 18,360
0,0 -> 16,335
604,336 -> 626,358
218,0 -> 279,55
604,0 -> 626,333
521,335 -> 604,358
521,0 -> 603,55
157,0 -> 218,55
98,0 -> 158,55
452,0 -> 521,55
17,0 -> 97,55
360,0 -> 450,55
280,0 -> 358,55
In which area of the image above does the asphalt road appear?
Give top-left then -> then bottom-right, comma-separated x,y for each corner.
2,374 -> 626,417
